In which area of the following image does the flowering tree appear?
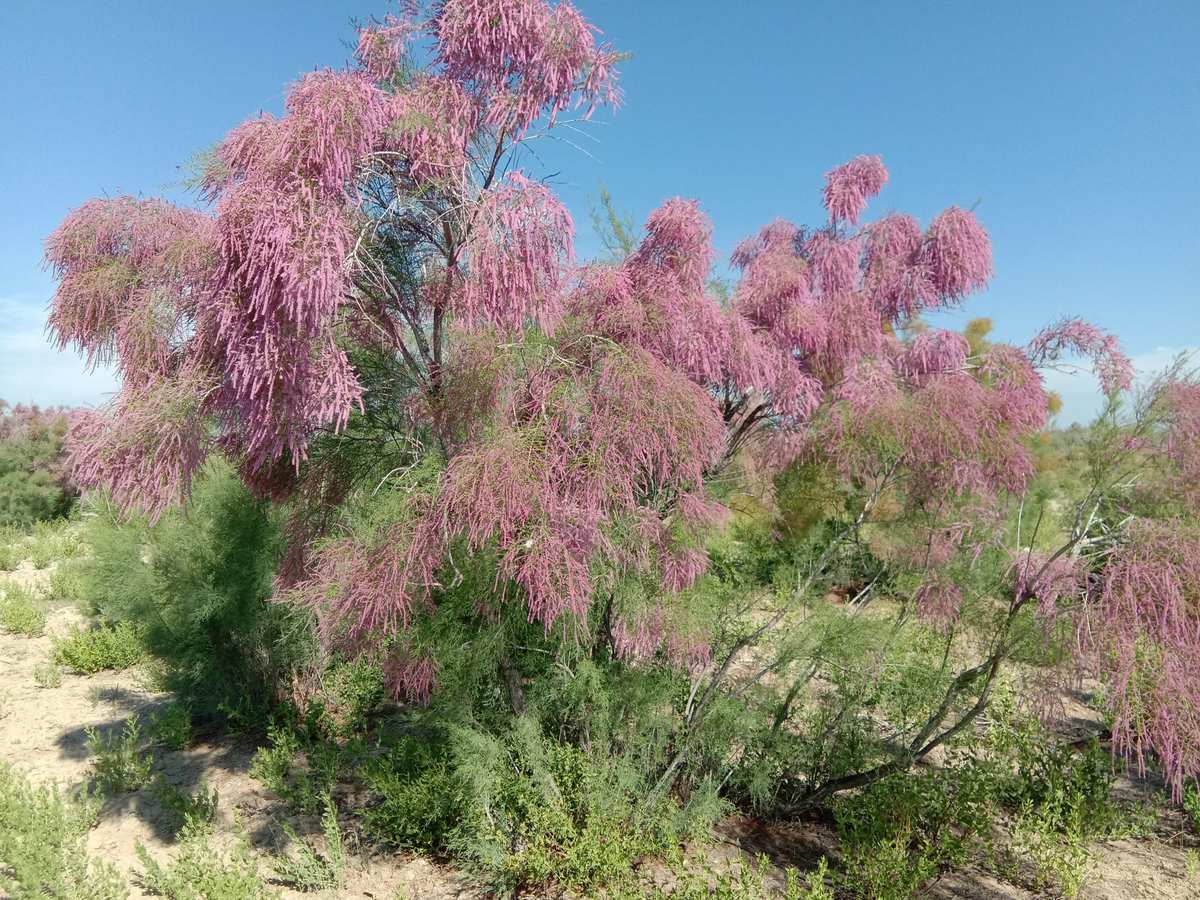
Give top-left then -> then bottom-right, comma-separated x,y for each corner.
45,0 -> 1199,801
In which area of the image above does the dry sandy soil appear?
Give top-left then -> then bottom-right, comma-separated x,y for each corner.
2,559 -> 1199,899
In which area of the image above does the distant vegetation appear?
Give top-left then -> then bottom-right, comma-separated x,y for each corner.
0,402 -> 76,527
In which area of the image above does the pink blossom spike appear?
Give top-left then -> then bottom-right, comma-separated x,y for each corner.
822,154 -> 888,225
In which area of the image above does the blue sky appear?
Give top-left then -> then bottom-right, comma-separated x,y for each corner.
1,0 -> 1196,420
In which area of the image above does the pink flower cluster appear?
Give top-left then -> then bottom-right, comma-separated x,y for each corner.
1083,520 -> 1200,799
1026,317 -> 1134,395
458,172 -> 574,333
434,0 -> 620,136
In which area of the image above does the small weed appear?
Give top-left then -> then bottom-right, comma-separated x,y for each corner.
1183,783 -> 1200,833
149,777 -> 219,835
271,793 -> 346,892
86,716 -> 154,794
138,819 -> 278,900
30,541 -> 55,569
34,660 -> 63,688
0,762 -> 127,899
0,542 -> 18,571
0,583 -> 46,636
1007,796 -> 1091,898
48,563 -> 86,602
250,723 -> 339,816
53,621 -> 144,673
150,701 -> 193,750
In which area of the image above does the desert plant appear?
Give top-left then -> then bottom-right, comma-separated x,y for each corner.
38,5 -> 1200,894
0,762 -> 127,899
0,583 -> 45,637
85,717 -> 154,794
53,622 -> 144,673
271,793 -> 346,892
149,702 -> 193,750
137,819 -> 277,900
0,402 -> 77,528
72,461 -> 308,722
149,777 -> 219,836
33,661 -> 63,689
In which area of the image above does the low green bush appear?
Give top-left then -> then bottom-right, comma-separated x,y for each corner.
149,701 -> 193,750
85,717 -> 154,794
53,622 -> 144,673
137,819 -> 277,900
33,661 -> 63,689
271,793 -> 346,892
149,777 -> 219,836
0,762 -> 127,899
0,583 -> 45,637
74,460 -> 311,722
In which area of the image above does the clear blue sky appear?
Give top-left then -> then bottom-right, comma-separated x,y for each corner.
1,0 -> 1196,420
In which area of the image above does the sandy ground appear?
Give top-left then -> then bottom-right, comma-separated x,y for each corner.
2,558 -> 1199,899
0,562 -> 471,900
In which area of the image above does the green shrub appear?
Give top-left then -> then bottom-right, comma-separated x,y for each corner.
616,853 -> 833,900
318,658 -> 386,738
74,460 -> 310,721
149,777 -> 219,836
834,767 -> 995,900
85,717 -> 154,794
0,541 -> 18,571
0,762 -> 127,899
53,622 -> 144,673
33,661 -> 63,689
271,793 -> 346,892
1184,783 -> 1200,833
360,735 -> 465,851
48,563 -> 87,603
137,820 -> 277,900
0,583 -> 46,637
29,540 -> 55,570
249,716 -> 348,819
149,702 -> 193,750
1006,795 -> 1091,898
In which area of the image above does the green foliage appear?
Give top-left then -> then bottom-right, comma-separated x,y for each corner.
0,583 -> 46,637
588,184 -> 638,259
271,794 -> 346,892
620,854 -> 833,900
249,719 -> 344,817
149,702 -> 193,750
148,777 -> 219,837
34,661 -> 63,689
53,622 -> 144,674
0,762 -> 127,899
1184,783 -> 1200,833
48,562 -> 87,603
0,540 -> 18,571
316,658 -> 385,738
359,734 -> 464,851
826,693 -> 1135,899
74,460 -> 310,721
358,710 -> 722,895
1006,796 -> 1091,898
834,764 -> 995,899
137,820 -> 278,900
0,407 -> 75,528
85,717 -> 154,794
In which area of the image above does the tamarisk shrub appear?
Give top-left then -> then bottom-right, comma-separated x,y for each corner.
45,0 -> 1197,812
0,401 -> 78,526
